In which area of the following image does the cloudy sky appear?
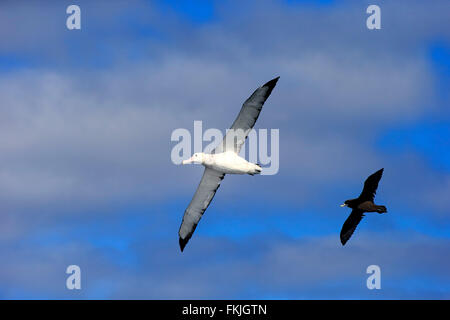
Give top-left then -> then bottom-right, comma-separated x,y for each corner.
0,0 -> 449,299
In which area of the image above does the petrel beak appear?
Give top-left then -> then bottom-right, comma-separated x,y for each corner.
340,203 -> 347,207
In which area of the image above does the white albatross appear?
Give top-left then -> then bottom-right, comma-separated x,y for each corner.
178,77 -> 280,251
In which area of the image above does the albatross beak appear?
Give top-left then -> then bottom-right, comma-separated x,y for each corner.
182,157 -> 193,165
340,203 -> 347,207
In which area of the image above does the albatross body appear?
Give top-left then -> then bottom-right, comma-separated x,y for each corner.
182,151 -> 262,175
178,77 -> 280,251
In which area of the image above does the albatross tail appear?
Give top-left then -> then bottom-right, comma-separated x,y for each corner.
248,163 -> 262,175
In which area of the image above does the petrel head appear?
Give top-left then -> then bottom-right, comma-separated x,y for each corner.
340,200 -> 350,207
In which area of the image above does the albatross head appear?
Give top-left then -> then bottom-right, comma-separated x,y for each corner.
182,153 -> 205,165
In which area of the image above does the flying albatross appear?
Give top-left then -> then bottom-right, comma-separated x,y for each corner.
178,77 -> 280,251
339,168 -> 387,245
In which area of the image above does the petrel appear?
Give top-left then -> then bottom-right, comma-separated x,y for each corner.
178,77 -> 280,252
339,168 -> 387,245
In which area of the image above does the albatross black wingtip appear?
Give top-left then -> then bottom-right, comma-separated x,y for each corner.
261,76 -> 280,98
263,76 -> 280,89
179,237 -> 188,252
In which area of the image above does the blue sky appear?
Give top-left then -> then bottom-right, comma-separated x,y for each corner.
0,0 -> 449,299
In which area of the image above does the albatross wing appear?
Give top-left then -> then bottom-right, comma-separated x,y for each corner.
358,168 -> 384,202
340,209 -> 364,245
178,168 -> 225,251
213,77 -> 279,154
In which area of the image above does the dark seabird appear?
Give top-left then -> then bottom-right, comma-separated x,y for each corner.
178,77 -> 280,252
339,168 -> 387,245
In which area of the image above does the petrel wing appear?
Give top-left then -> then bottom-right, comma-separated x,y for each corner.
213,77 -> 279,154
178,168 -> 225,252
340,209 -> 364,245
359,168 -> 384,202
